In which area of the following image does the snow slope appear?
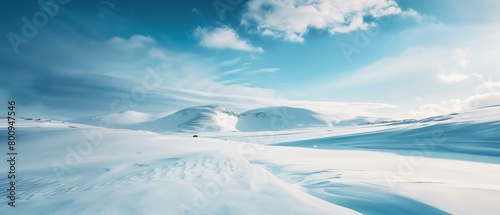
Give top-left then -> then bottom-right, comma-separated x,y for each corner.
237,106 -> 332,131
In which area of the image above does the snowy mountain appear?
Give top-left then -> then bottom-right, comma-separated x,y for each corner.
129,105 -> 240,132
72,111 -> 154,126
237,106 -> 332,131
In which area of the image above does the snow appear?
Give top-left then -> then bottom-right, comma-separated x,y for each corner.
1,105 -> 500,214
0,119 -> 357,214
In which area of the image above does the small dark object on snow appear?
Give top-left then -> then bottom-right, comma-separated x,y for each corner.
193,135 -> 198,137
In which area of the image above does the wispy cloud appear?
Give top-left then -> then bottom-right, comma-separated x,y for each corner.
217,57 -> 242,67
220,67 -> 249,76
246,68 -> 280,74
193,26 -> 264,52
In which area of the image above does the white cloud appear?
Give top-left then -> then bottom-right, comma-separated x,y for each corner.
409,78 -> 500,118
437,72 -> 469,85
109,35 -> 155,50
246,68 -> 280,74
400,9 -> 434,23
408,92 -> 500,118
241,0 -> 419,42
193,26 -> 264,52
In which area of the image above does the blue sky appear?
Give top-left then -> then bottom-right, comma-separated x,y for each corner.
1,0 -> 500,120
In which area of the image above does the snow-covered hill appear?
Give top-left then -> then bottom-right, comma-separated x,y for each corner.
129,105 -> 240,132
75,105 -> 334,133
236,106 -> 332,131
